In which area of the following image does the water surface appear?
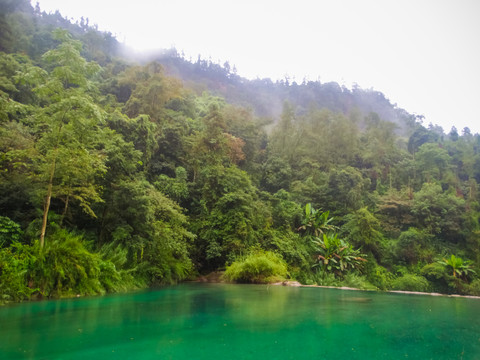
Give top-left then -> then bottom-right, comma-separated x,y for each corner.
1,283 -> 479,359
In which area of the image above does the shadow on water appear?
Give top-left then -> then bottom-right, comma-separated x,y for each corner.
0,283 -> 479,359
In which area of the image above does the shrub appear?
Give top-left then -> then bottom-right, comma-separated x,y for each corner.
421,262 -> 450,293
0,242 -> 37,303
466,279 -> 480,296
224,250 -> 288,283
395,228 -> 434,265
391,274 -> 431,292
364,260 -> 394,290
341,273 -> 377,290
313,270 -> 339,287
0,231 -> 140,303
98,242 -> 139,292
0,216 -> 22,248
264,229 -> 312,271
32,230 -> 106,297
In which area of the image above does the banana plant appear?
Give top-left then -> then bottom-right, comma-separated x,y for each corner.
298,203 -> 337,238
312,233 -> 366,274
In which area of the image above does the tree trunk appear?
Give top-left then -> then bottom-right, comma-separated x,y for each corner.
60,192 -> 70,226
39,156 -> 57,249
40,121 -> 64,249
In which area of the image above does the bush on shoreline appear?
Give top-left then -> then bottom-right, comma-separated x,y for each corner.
224,250 -> 288,284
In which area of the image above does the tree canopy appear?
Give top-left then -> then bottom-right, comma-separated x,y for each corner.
1,3 -> 480,302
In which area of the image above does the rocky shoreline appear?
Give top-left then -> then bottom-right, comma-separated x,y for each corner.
275,280 -> 480,299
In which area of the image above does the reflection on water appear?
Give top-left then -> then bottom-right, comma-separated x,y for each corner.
1,283 -> 479,359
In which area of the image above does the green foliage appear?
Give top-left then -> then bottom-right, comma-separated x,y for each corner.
298,203 -> 336,238
192,165 -> 264,270
97,242 -> 138,292
263,229 -> 312,276
17,30 -> 107,247
342,207 -> 384,260
341,273 -> 377,290
120,62 -> 183,122
395,227 -> 434,265
415,143 -> 451,183
407,126 -> 440,154
0,241 -> 37,303
364,261 -> 394,290
312,233 -> 366,276
421,262 -> 448,281
391,274 -> 431,292
99,178 -> 194,284
466,279 -> 480,296
154,167 -> 189,203
290,175 -> 326,207
32,230 -> 122,297
270,190 -> 302,230
0,230 -> 137,303
421,262 -> 454,294
2,7 -> 480,299
326,167 -> 369,213
224,250 -> 288,284
0,216 -> 22,248
313,271 -> 376,290
437,255 -> 476,279
412,183 -> 465,239
313,271 -> 339,287
260,155 -> 292,193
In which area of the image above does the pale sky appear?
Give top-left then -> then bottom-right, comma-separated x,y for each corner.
33,0 -> 480,134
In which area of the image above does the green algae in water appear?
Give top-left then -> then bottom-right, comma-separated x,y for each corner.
1,283 -> 479,359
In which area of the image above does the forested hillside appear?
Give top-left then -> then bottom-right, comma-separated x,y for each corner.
1,0 -> 480,302
145,49 -> 416,137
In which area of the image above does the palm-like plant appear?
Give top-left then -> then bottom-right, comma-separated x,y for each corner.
438,255 -> 476,278
312,233 -> 366,274
298,203 -> 337,238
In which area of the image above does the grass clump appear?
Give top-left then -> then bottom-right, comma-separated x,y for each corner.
391,274 -> 431,292
224,250 -> 288,283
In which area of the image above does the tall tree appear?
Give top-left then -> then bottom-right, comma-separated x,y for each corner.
22,30 -> 106,248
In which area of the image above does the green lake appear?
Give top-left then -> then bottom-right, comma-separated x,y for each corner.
1,283 -> 479,359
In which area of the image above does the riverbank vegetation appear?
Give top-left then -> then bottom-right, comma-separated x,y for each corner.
1,1 -> 480,303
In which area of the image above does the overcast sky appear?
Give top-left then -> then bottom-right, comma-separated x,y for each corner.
33,0 -> 480,134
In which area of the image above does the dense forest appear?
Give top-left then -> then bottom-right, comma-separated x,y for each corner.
1,0 -> 480,303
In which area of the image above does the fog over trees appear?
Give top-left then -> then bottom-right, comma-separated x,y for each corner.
1,1 -> 480,302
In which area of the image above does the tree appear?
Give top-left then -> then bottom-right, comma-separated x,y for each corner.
21,30 -> 106,248
260,154 -> 292,193
98,178 -> 194,283
192,165 -> 264,270
270,190 -> 302,230
411,183 -> 465,239
120,62 -> 183,122
395,227 -> 434,265
415,143 -> 451,183
377,189 -> 414,235
184,103 -> 231,180
360,115 -> 402,190
342,207 -> 384,260
326,167 -> 369,213
407,126 -> 439,154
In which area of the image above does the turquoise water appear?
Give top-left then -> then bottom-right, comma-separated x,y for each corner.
1,283 -> 479,359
